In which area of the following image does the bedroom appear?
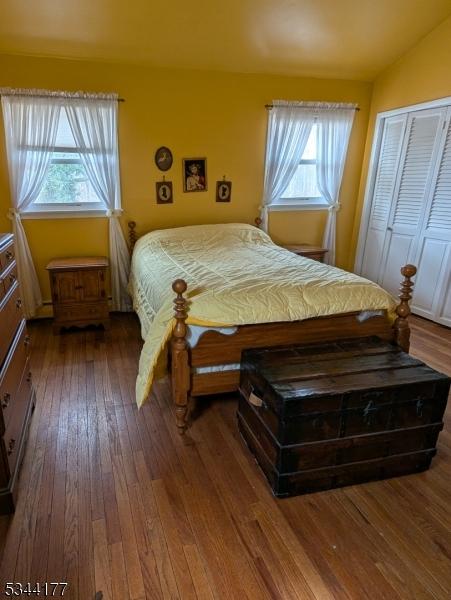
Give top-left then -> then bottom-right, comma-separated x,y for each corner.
0,0 -> 451,598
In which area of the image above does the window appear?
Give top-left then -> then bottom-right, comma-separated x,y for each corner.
274,124 -> 326,209
24,109 -> 105,214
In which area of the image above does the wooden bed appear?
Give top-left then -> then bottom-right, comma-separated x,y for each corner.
127,221 -> 416,434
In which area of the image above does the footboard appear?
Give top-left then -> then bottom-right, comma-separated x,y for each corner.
170,265 -> 417,434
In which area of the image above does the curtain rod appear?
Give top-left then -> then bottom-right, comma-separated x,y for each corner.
265,103 -> 359,111
0,93 -> 124,102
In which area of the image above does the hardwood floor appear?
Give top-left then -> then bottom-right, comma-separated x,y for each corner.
0,314 -> 450,599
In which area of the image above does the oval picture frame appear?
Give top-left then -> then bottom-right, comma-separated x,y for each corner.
155,146 -> 173,171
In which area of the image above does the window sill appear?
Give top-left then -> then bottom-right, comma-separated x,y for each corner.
20,210 -> 112,220
269,203 -> 329,212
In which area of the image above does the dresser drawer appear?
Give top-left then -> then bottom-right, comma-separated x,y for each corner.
0,242 -> 15,273
0,320 -> 30,434
0,284 -> 23,364
2,368 -> 33,480
1,262 -> 18,297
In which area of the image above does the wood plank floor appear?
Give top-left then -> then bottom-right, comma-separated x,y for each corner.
0,314 -> 450,599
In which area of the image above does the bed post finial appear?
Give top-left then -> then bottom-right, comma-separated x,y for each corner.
254,217 -> 262,229
128,221 -> 137,254
171,279 -> 190,434
394,264 -> 416,352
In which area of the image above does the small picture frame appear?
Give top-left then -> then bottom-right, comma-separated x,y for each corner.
156,180 -> 173,204
183,158 -> 207,192
216,180 -> 232,202
155,146 -> 173,171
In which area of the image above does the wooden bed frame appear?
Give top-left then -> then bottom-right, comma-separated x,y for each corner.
128,221 -> 417,434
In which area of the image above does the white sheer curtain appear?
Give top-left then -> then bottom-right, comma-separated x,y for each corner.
1,94 -> 61,317
260,100 -> 315,232
316,105 -> 356,265
65,97 -> 131,311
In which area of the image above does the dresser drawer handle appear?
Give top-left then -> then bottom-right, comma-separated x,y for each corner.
75,285 -> 83,290
7,438 -> 16,455
1,393 -> 11,409
24,335 -> 31,346
16,298 -> 22,309
5,250 -> 13,261
9,273 -> 16,283
26,371 -> 32,383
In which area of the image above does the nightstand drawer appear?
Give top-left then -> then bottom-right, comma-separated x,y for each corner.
283,244 -> 328,262
54,302 -> 109,322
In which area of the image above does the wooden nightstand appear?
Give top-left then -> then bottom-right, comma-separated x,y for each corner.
282,244 -> 328,262
47,257 -> 110,334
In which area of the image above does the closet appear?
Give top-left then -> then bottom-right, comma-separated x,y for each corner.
356,100 -> 451,327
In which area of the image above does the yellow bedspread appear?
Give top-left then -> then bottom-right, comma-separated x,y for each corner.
129,223 -> 397,407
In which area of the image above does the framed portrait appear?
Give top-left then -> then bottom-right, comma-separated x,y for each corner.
216,180 -> 232,202
156,180 -> 173,204
183,158 -> 207,192
155,146 -> 173,171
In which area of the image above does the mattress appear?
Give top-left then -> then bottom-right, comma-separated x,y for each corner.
128,223 -> 397,407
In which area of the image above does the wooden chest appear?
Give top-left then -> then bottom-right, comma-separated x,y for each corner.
238,338 -> 450,497
47,256 -> 110,334
0,233 -> 36,513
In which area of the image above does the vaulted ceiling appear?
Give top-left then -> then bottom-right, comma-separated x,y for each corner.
1,0 -> 451,81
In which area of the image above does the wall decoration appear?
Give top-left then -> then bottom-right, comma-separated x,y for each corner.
216,178 -> 232,202
155,146 -> 173,171
183,158 -> 207,192
156,179 -> 173,204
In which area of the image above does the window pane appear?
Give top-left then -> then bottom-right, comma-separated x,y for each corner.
281,163 -> 322,199
55,109 -> 78,148
36,153 -> 102,204
302,124 -> 317,160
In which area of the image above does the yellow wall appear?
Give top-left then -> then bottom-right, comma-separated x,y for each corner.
0,54 -> 371,305
351,15 -> 451,265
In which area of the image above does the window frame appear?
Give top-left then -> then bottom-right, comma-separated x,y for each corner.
20,108 -> 117,219
271,124 -> 329,212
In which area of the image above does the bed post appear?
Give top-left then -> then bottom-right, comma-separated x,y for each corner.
394,264 -> 417,352
171,279 -> 190,434
128,221 -> 137,254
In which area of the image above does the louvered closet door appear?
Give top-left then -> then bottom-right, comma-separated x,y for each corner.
378,107 -> 446,297
412,107 -> 451,326
360,115 -> 407,282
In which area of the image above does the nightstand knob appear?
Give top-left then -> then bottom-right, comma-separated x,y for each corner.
7,438 -> 16,455
16,298 -> 22,309
1,393 -> 11,409
5,250 -> 13,261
